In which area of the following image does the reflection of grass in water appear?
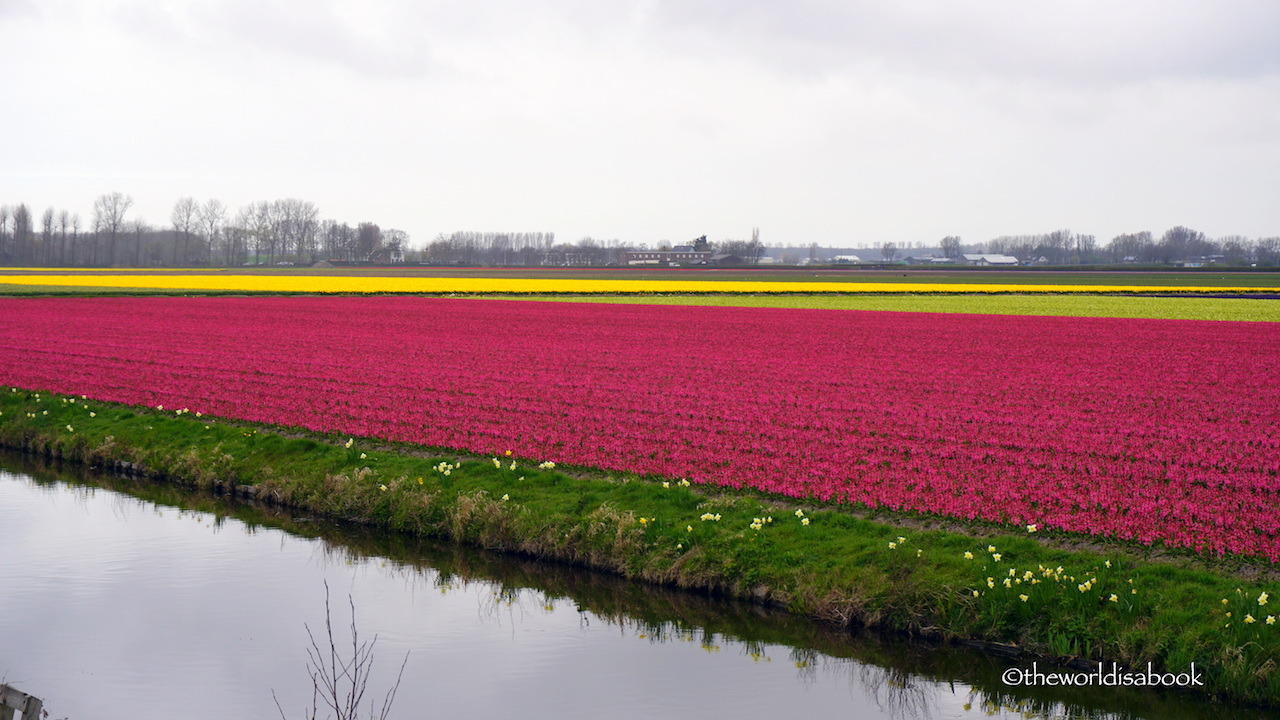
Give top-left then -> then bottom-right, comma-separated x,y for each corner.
13,453 -> 1271,719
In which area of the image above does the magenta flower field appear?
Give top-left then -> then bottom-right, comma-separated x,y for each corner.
3,296 -> 1278,559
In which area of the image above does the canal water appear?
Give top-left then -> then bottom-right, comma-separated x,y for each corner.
0,454 -> 1265,720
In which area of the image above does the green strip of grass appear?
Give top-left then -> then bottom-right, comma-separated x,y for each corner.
486,293 -> 1280,322
1,388 -> 1276,707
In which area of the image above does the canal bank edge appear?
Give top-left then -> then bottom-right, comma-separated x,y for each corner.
0,388 -> 1276,708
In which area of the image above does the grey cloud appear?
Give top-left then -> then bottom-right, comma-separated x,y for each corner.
208,1 -> 435,79
105,0 -> 437,79
640,0 -> 1280,85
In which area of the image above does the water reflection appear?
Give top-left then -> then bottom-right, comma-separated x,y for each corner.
0,453 -> 1265,720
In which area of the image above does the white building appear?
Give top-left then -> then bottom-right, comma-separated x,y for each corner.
962,253 -> 1020,266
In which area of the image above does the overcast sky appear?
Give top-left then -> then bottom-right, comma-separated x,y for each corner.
2,0 -> 1278,248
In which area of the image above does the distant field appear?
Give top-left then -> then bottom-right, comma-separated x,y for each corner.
0,267 -> 1277,321
497,294 -> 1280,322
3,265 -> 1280,287
0,267 -> 1277,295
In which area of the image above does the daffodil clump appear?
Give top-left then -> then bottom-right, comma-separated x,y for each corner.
1220,587 -> 1279,639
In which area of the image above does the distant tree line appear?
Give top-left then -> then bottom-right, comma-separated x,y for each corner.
0,194 -> 408,267
4,196 -> 1278,268
938,227 -> 1279,266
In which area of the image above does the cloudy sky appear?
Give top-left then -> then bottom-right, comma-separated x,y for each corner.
2,0 -> 1278,248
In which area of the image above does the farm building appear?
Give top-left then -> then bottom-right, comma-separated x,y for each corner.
962,253 -> 1020,266
625,245 -> 713,266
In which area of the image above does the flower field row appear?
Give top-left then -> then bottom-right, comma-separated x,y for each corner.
2,296 -> 1278,559
0,272 -> 1264,294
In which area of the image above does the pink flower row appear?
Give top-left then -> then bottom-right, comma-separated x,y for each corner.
2,296 -> 1277,559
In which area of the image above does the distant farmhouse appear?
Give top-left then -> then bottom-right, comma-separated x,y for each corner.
625,245 -> 713,266
832,254 -> 862,264
709,253 -> 743,265
962,253 -> 1020,266
903,254 -> 956,264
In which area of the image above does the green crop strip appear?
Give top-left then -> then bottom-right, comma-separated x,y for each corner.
490,294 -> 1280,322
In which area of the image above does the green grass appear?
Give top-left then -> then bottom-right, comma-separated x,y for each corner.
2,387 -> 1278,707
485,293 -> 1280,322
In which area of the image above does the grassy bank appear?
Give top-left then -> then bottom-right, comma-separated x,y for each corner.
1,388 -> 1277,707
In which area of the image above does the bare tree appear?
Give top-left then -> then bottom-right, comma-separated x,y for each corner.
70,213 -> 82,266
1254,237 -> 1279,266
382,229 -> 409,264
12,204 -> 32,264
880,241 -> 898,261
170,196 -> 199,266
199,198 -> 226,265
1157,225 -> 1211,263
357,222 -> 381,261
939,235 -> 962,259
1107,231 -> 1153,263
130,218 -> 151,266
231,205 -> 257,264
0,205 -> 9,263
94,192 -> 133,266
57,209 -> 71,265
1219,236 -> 1252,265
1074,233 -> 1098,264
40,207 -> 55,265
253,200 -> 281,264
274,199 -> 320,264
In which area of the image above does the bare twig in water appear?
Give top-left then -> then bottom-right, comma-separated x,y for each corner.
273,581 -> 409,720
